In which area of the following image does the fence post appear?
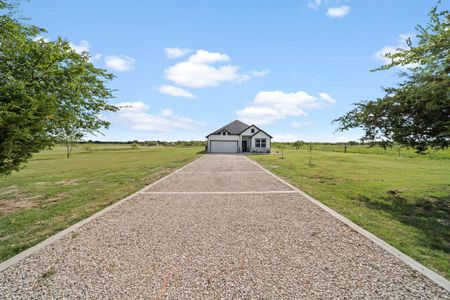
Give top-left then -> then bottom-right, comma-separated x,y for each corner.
309,143 -> 312,165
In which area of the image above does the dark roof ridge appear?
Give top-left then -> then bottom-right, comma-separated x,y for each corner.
206,120 -> 250,137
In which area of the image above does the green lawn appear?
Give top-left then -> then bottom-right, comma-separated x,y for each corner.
0,145 -> 203,262
250,149 -> 450,279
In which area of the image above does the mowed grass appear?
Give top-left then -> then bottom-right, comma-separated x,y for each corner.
0,145 -> 203,262
250,149 -> 450,279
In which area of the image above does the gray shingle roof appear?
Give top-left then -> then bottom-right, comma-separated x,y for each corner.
207,120 -> 250,136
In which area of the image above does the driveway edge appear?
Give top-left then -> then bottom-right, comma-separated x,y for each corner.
244,155 -> 450,292
0,155 -> 205,272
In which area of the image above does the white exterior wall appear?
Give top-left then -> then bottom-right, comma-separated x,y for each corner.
207,135 -> 240,152
240,126 -> 258,136
207,128 -> 272,153
250,131 -> 271,152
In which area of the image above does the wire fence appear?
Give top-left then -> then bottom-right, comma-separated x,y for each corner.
271,143 -> 450,160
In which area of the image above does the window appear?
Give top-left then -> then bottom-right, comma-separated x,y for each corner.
251,128 -> 255,133
221,130 -> 228,136
255,138 -> 266,148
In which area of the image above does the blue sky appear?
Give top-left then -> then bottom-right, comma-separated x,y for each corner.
22,0 -> 440,142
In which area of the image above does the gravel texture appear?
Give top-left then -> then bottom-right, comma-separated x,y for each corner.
181,155 -> 263,172
144,172 -> 293,192
0,154 -> 448,299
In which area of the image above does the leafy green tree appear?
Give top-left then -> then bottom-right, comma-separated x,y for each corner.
56,127 -> 84,159
335,3 -> 449,153
0,1 -> 117,174
293,140 -> 304,150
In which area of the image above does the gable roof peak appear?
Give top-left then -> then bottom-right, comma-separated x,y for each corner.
207,119 -> 250,136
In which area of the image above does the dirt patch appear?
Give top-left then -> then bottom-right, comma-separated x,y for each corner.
39,193 -> 68,206
0,186 -> 19,196
0,197 -> 38,213
54,179 -> 79,186
0,187 -> 42,214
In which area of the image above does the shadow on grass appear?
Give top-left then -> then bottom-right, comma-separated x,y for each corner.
356,191 -> 450,253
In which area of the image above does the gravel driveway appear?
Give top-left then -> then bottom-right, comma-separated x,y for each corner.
0,154 -> 448,299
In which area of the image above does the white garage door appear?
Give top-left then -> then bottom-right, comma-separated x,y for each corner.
210,141 -> 238,153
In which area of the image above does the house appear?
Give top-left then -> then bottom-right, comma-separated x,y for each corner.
206,120 -> 272,153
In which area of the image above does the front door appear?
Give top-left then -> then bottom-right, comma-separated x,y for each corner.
242,140 -> 248,152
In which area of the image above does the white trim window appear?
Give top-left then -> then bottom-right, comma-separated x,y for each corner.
255,138 -> 266,148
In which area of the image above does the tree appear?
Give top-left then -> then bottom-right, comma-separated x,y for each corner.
335,3 -> 449,153
56,127 -> 84,159
293,140 -> 304,150
0,1 -> 117,174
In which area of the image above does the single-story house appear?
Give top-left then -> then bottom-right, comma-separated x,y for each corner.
206,120 -> 272,153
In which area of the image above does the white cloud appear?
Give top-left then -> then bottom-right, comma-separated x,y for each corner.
273,134 -> 301,142
328,134 -> 352,143
166,61 -> 246,88
164,47 -> 192,59
326,5 -> 350,18
249,70 -> 270,77
105,55 -> 135,72
164,49 -> 262,88
114,101 -> 204,132
160,108 -> 173,117
117,101 -> 147,111
69,40 -> 102,62
33,36 -> 50,42
188,50 -> 230,64
236,90 -> 336,125
158,85 -> 196,98
90,53 -> 102,62
374,34 -> 418,69
70,40 -> 90,54
291,121 -> 314,129
308,0 -> 321,10
318,92 -> 336,104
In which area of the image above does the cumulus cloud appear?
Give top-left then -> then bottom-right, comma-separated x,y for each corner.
291,121 -> 314,129
68,40 -> 102,62
166,62 -> 246,88
70,40 -> 90,54
114,101 -> 204,132
158,85 -> 196,98
273,134 -> 301,143
236,90 -> 336,125
318,92 -> 336,104
188,50 -> 230,64
164,47 -> 192,59
326,5 -> 350,18
164,49 -> 264,88
105,55 -> 135,72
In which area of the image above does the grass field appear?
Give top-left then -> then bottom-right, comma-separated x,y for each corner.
0,145 -> 203,262
250,148 -> 450,279
271,142 -> 450,160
